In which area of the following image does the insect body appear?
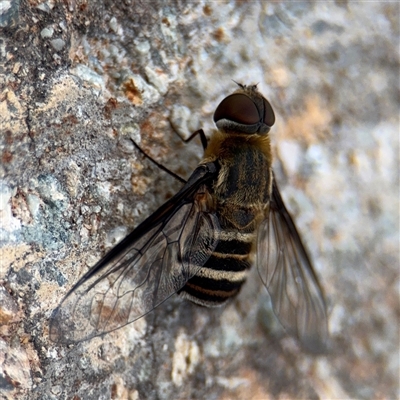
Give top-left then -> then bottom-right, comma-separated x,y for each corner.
50,84 -> 328,352
179,98 -> 274,306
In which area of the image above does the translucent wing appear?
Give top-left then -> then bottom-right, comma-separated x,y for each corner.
50,163 -> 219,344
257,177 -> 328,353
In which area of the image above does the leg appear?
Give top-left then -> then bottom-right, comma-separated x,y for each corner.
182,129 -> 208,150
130,139 -> 186,184
130,129 -> 207,184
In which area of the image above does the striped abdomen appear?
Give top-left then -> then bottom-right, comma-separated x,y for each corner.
179,142 -> 272,307
179,215 -> 257,306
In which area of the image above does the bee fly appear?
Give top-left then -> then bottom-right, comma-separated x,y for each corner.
50,83 -> 328,352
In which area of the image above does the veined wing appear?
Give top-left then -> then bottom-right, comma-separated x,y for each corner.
257,177 -> 328,353
50,162 -> 219,344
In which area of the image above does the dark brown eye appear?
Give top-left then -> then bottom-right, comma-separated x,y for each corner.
263,98 -> 275,127
213,94 -> 260,125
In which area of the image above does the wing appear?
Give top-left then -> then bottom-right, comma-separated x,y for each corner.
50,162 -> 220,344
257,177 -> 328,353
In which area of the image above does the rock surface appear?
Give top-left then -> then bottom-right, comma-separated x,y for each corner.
0,2 -> 399,399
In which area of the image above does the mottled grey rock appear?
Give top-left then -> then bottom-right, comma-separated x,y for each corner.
0,1 -> 398,400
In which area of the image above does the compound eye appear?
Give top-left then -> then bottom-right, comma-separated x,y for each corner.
263,98 -> 275,127
213,94 -> 260,125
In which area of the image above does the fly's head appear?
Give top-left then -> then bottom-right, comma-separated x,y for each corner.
213,83 -> 275,135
